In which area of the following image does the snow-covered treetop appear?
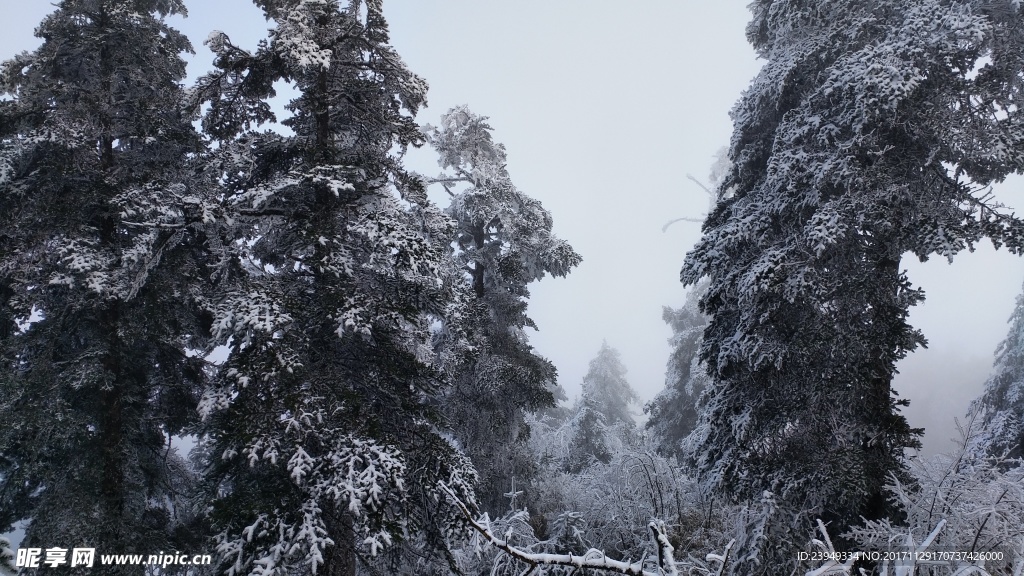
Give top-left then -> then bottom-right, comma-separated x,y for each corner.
582,341 -> 638,428
425,106 -> 582,304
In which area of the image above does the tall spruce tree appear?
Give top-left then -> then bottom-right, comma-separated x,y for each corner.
192,1 -> 477,573
423,106 -> 581,515
682,0 -> 1024,570
564,396 -> 613,475
0,0 -> 209,566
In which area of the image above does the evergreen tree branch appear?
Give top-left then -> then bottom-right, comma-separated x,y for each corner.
0,537 -> 13,576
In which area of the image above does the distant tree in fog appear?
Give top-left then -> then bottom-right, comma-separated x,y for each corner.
565,342 -> 637,473
579,341 -> 637,429
970,278 -> 1024,461
645,282 -> 709,460
648,157 -> 724,460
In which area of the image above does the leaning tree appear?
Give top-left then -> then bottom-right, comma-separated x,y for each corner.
682,0 -> 1024,571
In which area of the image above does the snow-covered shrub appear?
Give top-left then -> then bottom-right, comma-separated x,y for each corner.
453,509 -> 546,576
403,404 -> 734,576
831,415 -> 1024,576
722,489 -> 824,576
558,440 -> 725,563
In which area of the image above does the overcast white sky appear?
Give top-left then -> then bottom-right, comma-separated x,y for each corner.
2,0 -> 1023,455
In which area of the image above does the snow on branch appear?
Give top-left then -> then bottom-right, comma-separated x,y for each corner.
805,519 -> 860,576
806,518 -> 1002,576
439,482 -> 680,575
0,537 -> 14,576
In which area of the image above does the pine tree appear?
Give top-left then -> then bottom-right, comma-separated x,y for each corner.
565,343 -> 637,474
0,0 -> 209,566
581,342 -> 636,429
423,106 -> 581,515
192,2 -> 477,573
970,277 -> 1024,461
681,0 -> 1024,570
564,397 -> 613,474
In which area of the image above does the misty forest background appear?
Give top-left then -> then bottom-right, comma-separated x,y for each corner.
3,1 -> 1024,575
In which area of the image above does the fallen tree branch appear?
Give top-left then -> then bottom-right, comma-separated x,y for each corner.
439,482 -> 678,575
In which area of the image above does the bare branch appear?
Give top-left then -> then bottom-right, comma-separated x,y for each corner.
685,173 -> 716,198
662,174 -> 715,232
661,217 -> 704,233
427,175 -> 474,186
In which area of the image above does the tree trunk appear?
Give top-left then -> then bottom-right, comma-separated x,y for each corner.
471,223 -> 486,297
99,302 -> 126,548
322,511 -> 357,576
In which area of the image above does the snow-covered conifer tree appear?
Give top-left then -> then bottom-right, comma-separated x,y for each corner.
423,106 -> 581,514
192,1 -> 477,573
565,343 -> 637,473
645,284 -> 709,460
682,0 -> 1024,571
971,277 -> 1024,460
565,396 -> 614,475
0,0 -> 210,564
0,536 -> 12,576
580,342 -> 636,429
647,157 -> 723,460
